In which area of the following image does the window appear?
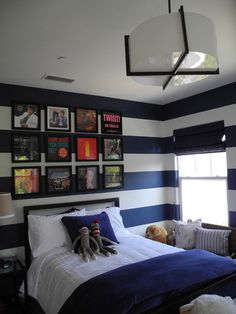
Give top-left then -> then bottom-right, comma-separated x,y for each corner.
177,152 -> 228,226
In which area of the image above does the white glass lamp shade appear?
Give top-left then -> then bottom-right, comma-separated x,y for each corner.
128,11 -> 218,86
0,193 -> 14,219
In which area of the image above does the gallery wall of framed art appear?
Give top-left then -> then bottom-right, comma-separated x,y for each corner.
75,107 -> 98,133
11,133 -> 41,162
45,134 -> 71,162
45,105 -> 71,132
12,103 -> 40,130
10,103 -> 124,198
75,136 -> 99,161
12,166 -> 41,197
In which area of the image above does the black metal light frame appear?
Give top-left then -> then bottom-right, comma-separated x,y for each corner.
124,5 -> 219,90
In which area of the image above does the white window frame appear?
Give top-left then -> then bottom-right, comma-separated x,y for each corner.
177,153 -> 228,225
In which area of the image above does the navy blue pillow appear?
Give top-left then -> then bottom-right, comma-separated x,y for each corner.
62,212 -> 119,244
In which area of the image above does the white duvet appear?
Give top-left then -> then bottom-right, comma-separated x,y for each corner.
27,233 -> 182,314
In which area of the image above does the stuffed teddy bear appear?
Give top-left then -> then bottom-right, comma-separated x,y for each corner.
145,224 -> 167,243
91,220 -> 118,256
179,294 -> 236,314
72,226 -> 99,262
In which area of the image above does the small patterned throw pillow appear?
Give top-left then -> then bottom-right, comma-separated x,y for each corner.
195,227 -> 231,256
173,219 -> 202,249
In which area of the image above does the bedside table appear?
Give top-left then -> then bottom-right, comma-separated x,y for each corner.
0,256 -> 26,313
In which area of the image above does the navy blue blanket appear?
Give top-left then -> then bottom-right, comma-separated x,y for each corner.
59,249 -> 236,314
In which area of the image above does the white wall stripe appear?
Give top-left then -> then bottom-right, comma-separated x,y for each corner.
226,147 -> 236,169
123,117 -> 164,138
0,187 -> 177,225
163,102 -> 236,137
227,190 -> 236,212
124,153 -> 175,172
0,106 -> 12,130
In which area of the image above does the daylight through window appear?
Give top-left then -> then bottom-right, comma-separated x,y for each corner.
177,152 -> 228,226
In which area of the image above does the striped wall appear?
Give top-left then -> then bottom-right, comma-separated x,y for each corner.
0,83 -> 176,257
2,81 -> 236,258
163,82 -> 236,228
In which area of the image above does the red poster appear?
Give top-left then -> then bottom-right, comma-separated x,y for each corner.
76,137 -> 98,161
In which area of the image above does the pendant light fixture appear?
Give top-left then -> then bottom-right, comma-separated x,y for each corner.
124,0 -> 219,90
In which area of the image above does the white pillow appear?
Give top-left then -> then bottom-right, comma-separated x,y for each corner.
28,208 -> 86,258
85,207 -> 128,235
173,219 -> 202,249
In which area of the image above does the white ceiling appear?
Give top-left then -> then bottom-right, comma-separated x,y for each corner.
0,0 -> 236,105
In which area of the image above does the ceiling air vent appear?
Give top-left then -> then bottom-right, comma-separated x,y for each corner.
42,75 -> 75,83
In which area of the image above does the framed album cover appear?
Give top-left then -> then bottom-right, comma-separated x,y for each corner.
45,166 -> 72,194
12,133 -> 41,162
102,137 -> 123,161
12,167 -> 41,196
103,165 -> 124,189
76,166 -> 99,192
75,136 -> 98,161
12,103 -> 40,130
101,110 -> 122,134
75,108 -> 98,133
45,134 -> 71,162
45,105 -> 71,132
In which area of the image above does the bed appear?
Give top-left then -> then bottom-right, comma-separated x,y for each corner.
23,198 -> 236,314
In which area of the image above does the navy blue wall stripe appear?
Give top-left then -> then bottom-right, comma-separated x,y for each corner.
0,83 -> 163,121
225,126 -> 236,148
121,204 -> 179,228
124,136 -> 173,154
227,169 -> 236,190
0,204 -> 179,249
164,82 -> 236,120
124,171 -> 178,190
229,211 -> 236,228
0,177 -> 10,192
1,170 -> 178,198
0,130 -> 173,154
0,223 -> 24,250
2,81 -> 236,122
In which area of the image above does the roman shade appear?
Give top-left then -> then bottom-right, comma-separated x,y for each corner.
173,121 -> 225,155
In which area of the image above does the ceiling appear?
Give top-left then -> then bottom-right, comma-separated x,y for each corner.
0,0 -> 236,105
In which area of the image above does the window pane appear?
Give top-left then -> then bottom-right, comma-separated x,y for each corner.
195,154 -> 211,177
181,179 -> 228,226
178,152 -> 227,178
178,155 -> 195,177
211,152 -> 227,176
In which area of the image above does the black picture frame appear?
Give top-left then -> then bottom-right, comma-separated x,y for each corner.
103,165 -> 124,189
45,134 -> 71,162
45,166 -> 72,194
102,137 -> 123,161
76,166 -> 99,192
12,102 -> 40,130
12,166 -> 41,197
11,133 -> 41,163
45,105 -> 71,132
75,136 -> 99,161
101,110 -> 122,134
75,107 -> 98,133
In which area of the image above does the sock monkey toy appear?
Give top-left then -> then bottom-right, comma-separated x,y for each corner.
91,220 -> 118,256
72,226 -> 99,262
